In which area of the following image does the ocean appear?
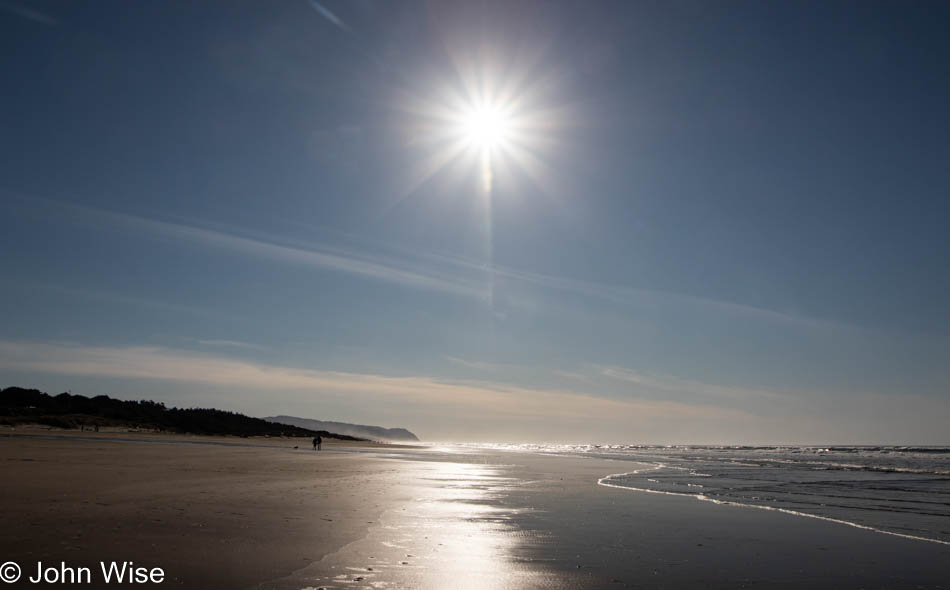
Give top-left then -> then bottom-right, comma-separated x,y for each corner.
479,444 -> 950,545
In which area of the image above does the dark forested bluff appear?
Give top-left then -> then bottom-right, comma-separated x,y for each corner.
0,387 -> 364,440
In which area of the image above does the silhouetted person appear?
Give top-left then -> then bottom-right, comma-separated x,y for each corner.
313,435 -> 322,451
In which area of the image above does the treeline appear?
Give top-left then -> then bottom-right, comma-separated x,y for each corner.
0,387 -> 363,440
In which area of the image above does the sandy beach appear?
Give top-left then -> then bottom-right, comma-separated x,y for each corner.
1,430 -> 947,589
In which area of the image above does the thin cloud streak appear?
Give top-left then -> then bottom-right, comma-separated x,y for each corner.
196,339 -> 263,350
0,1 -> 57,25
19,280 -> 235,320
308,0 -> 349,33
477,258 -> 848,332
349,227 -> 853,332
3,340 -> 945,443
16,195 -> 851,331
595,364 -> 786,402
61,201 -> 489,300
0,340 -> 751,423
443,355 -> 500,371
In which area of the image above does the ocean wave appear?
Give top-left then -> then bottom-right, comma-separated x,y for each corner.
597,471 -> 950,547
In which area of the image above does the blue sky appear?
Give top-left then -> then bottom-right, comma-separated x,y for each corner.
2,0 -> 948,443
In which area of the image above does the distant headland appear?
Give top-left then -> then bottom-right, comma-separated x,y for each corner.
266,415 -> 420,442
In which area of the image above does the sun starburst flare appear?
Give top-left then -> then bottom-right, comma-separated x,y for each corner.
392,52 -> 568,205
385,46 -> 574,310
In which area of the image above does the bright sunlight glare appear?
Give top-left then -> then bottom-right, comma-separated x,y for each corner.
460,105 -> 511,151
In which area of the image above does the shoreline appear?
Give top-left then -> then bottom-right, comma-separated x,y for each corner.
488,452 -> 950,589
597,469 -> 950,547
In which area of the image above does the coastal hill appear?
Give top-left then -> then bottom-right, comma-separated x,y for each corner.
0,387 -> 364,440
266,415 -> 420,442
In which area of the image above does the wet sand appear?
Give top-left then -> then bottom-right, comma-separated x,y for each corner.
2,432 -> 948,589
0,430 -> 397,589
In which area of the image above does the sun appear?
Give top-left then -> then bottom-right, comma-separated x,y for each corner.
395,60 -> 564,201
459,104 -> 511,151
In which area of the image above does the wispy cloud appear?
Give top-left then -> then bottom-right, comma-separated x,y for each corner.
196,339 -> 262,350
56,200 -> 489,300
327,222 -> 851,332
308,0 -> 349,32
17,279 -> 234,320
0,1 -> 57,26
443,356 -> 505,371
0,339 -> 750,424
3,340 -> 946,443
595,364 -> 786,402
13,194 -> 851,332
553,369 -> 590,381
452,254 -> 847,332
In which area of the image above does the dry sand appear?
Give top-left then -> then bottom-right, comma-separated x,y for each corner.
2,430 -> 948,589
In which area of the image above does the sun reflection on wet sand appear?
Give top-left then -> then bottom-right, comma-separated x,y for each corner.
261,456 -> 559,590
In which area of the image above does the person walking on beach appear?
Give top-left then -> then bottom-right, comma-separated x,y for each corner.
313,435 -> 322,451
